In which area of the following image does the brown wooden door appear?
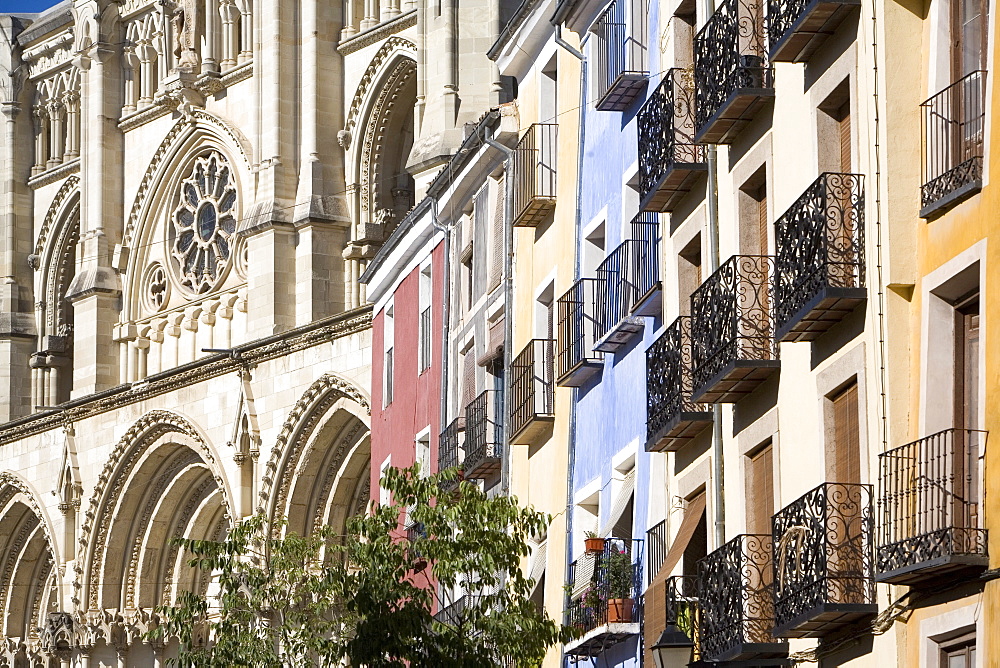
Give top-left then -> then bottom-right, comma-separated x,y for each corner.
831,381 -> 861,484
746,443 -> 774,535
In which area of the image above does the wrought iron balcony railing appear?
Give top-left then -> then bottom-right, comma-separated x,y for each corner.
767,0 -> 860,62
665,575 -> 702,660
920,71 -> 986,218
508,339 -> 555,444
463,390 -> 503,479
565,538 -> 644,657
697,534 -> 787,663
774,172 -> 866,342
433,595 -> 468,626
877,429 -> 988,585
771,483 -> 876,639
419,306 -> 432,372
694,0 -> 774,143
646,519 -> 668,582
556,278 -> 605,387
638,69 -> 707,212
646,316 -> 714,452
437,416 -> 465,491
593,0 -> 649,111
593,214 -> 660,352
690,255 -> 779,403
512,124 -> 558,227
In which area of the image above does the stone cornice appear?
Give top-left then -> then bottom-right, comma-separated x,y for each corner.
0,306 -> 373,446
337,10 -> 417,56
27,158 -> 80,190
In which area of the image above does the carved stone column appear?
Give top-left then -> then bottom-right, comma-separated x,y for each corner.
219,0 -> 238,68
361,0 -> 379,29
122,47 -> 139,113
202,0 -> 220,74
62,91 -> 79,157
47,100 -> 64,167
31,104 -> 47,175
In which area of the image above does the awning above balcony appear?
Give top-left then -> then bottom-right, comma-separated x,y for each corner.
648,493 -> 707,589
600,468 -> 636,537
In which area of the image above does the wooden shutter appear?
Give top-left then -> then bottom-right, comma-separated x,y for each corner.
461,347 -> 476,408
488,175 -> 505,291
756,185 -> 768,255
746,443 -> 774,535
831,381 -> 861,484
838,102 -> 852,173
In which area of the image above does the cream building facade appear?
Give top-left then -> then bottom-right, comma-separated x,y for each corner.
0,0 -> 506,664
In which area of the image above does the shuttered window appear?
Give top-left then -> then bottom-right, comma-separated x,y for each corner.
838,102 -> 852,173
461,347 -> 477,409
757,185 -> 768,255
488,175 -> 505,291
745,443 -> 774,535
831,381 -> 861,484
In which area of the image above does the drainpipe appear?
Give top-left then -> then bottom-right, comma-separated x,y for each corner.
430,200 -> 452,468
483,129 -> 515,498
549,18 -> 585,641
696,0 -> 726,548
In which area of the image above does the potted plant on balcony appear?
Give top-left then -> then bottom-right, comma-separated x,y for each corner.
580,585 -> 604,630
584,531 -> 605,555
605,545 -> 634,624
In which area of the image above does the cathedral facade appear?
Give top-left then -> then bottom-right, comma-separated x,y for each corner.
0,0 -> 506,663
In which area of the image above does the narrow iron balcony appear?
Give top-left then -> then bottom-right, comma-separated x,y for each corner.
556,278 -> 605,387
690,255 -> 779,403
593,0 -> 649,111
508,339 -> 555,445
694,0 -> 774,144
437,416 -> 465,491
646,520 -> 668,582
767,0 -> 860,63
646,316 -> 713,452
593,213 -> 660,353
565,538 -> 644,657
638,69 -> 706,212
771,483 -> 876,639
463,390 -> 503,479
877,429 -> 988,585
774,172 -> 866,342
512,123 -> 558,227
665,575 -> 702,660
920,71 -> 986,218
698,534 -> 787,663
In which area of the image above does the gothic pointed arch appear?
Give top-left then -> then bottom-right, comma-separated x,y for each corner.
0,473 -> 61,646
78,411 -> 233,612
258,374 -> 371,538
349,51 -> 418,236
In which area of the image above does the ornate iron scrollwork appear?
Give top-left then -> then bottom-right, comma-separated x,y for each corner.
690,255 -> 776,392
771,483 -> 874,633
638,69 -> 705,200
694,0 -> 773,132
646,317 -> 710,441
774,172 -> 865,330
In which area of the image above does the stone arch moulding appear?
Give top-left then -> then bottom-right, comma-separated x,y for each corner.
0,472 -> 61,567
76,410 -> 234,611
31,175 -> 79,262
351,55 -> 417,225
257,373 -> 371,524
344,36 -> 416,136
121,110 -> 253,318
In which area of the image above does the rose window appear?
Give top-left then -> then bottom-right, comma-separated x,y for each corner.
170,152 -> 238,293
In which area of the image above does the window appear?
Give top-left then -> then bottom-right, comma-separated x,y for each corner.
419,265 -> 432,373
678,234 -> 702,316
829,380 -> 861,484
379,456 -> 392,507
488,175 -> 505,291
536,283 -> 555,341
745,442 -> 774,535
955,293 -> 980,431
462,245 -> 474,312
415,432 -> 431,478
739,168 -> 768,256
953,0 -> 987,79
819,82 -> 852,174
583,221 -> 606,276
940,633 -> 976,668
383,304 -> 394,407
460,345 -> 477,410
681,491 -> 708,578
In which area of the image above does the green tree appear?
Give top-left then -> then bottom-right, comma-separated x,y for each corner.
149,465 -> 575,667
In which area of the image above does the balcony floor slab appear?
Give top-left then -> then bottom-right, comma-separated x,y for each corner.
513,197 -> 556,227
768,0 -> 861,63
596,72 -> 648,111
875,553 -> 989,586
707,641 -> 789,664
692,359 -> 780,403
773,602 -> 877,639
594,316 -> 644,353
557,359 -> 603,388
695,88 -> 774,145
776,286 -> 866,342
640,163 -> 708,212
646,410 -> 714,452
509,416 -> 554,446
564,623 -> 640,657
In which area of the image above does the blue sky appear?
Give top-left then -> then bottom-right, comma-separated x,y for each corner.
1,0 -> 58,13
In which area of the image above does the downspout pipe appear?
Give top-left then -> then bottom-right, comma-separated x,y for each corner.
696,0 -> 725,548
430,203 -> 452,469
549,19 -> 584,648
483,131 -> 515,498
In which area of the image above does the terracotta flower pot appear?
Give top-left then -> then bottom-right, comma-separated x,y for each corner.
584,537 -> 605,554
607,598 -> 633,624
